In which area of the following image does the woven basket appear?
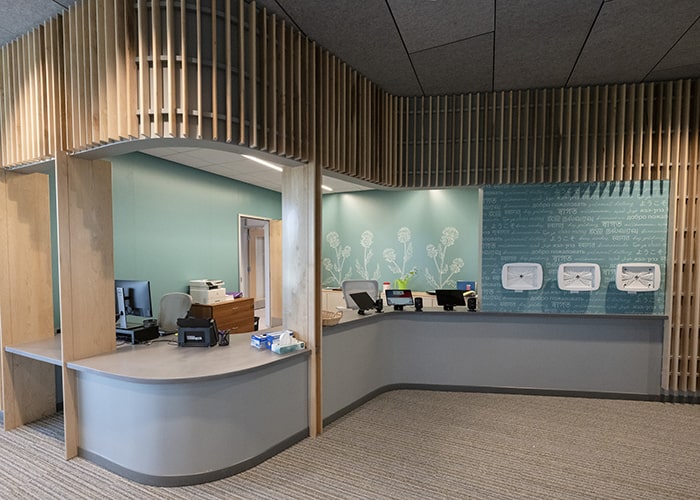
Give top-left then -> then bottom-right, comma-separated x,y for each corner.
322,309 -> 343,327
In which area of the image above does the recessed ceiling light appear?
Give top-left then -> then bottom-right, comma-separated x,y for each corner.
241,154 -> 284,172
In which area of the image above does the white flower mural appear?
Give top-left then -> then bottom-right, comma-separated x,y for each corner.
355,230 -> 381,280
425,226 -> 464,289
383,226 -> 416,287
323,231 -> 352,287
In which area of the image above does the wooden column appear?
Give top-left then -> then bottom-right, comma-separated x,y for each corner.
282,162 -> 321,436
0,169 -> 55,429
54,153 -> 115,458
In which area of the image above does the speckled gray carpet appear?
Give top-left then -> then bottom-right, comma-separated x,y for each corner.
1,390 -> 698,499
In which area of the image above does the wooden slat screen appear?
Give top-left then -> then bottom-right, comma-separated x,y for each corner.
0,0 -> 699,399
0,24 -> 55,166
59,0 -> 137,150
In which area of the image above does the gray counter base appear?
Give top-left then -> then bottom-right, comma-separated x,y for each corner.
71,341 -> 309,485
323,311 -> 664,421
79,428 -> 309,487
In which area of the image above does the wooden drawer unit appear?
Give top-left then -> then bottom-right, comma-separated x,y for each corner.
190,298 -> 255,334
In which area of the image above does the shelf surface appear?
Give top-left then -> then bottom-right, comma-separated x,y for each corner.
5,335 -> 62,365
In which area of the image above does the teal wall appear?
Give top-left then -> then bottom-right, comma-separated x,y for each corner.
322,188 -> 481,292
481,181 -> 669,315
111,153 -> 282,315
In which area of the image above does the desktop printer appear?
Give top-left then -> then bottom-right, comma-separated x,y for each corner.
177,317 -> 218,347
189,279 -> 227,304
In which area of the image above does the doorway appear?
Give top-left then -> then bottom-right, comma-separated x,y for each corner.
238,215 -> 282,330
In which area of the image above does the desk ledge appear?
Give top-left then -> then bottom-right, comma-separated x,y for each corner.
67,334 -> 308,383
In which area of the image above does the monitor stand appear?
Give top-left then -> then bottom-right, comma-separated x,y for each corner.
443,304 -> 455,311
393,305 -> 404,311
116,324 -> 159,344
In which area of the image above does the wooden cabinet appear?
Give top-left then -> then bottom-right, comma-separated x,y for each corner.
190,298 -> 255,334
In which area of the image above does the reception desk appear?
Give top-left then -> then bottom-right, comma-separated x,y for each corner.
322,309 -> 665,423
66,334 -> 309,486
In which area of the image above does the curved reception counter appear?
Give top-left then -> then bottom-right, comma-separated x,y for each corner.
322,309 -> 665,424
8,307 -> 664,486
66,334 -> 309,486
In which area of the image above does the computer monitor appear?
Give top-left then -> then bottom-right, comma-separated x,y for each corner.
435,289 -> 466,311
385,289 -> 413,311
115,279 -> 153,328
349,292 -> 378,315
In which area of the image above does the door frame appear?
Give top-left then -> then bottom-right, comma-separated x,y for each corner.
238,214 -> 271,328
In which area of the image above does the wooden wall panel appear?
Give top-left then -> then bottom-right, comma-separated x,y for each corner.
55,153 -> 116,457
0,171 -> 55,429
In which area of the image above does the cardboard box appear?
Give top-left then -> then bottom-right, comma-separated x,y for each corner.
250,334 -> 268,349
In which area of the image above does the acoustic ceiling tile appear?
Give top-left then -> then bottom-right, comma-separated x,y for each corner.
494,0 -> 600,91
647,19 -> 700,80
647,62 -> 700,82
412,34 -> 494,95
568,0 -> 700,86
276,0 -> 422,95
388,0 -> 494,54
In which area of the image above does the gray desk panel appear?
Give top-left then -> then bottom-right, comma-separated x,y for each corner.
323,311 -> 664,420
68,334 -> 309,485
75,353 -> 308,484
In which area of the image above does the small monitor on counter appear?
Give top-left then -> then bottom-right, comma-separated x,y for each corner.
435,289 -> 466,311
385,289 -> 413,311
349,292 -> 379,315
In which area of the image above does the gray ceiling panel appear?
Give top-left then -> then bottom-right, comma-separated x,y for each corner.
388,0 -> 494,54
568,0 -> 700,86
0,0 -> 66,45
412,34 -> 494,95
646,62 -> 700,83
3,0 -> 700,96
276,0 -> 421,95
494,0 -> 600,91
648,18 -> 700,78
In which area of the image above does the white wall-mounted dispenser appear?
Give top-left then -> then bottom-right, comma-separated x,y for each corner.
557,263 -> 601,292
501,263 -> 543,291
615,263 -> 661,293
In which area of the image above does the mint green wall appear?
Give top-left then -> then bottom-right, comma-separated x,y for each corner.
322,188 -> 480,292
111,153 -> 282,316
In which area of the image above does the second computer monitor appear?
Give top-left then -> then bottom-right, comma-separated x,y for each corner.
115,279 -> 153,328
385,289 -> 414,310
